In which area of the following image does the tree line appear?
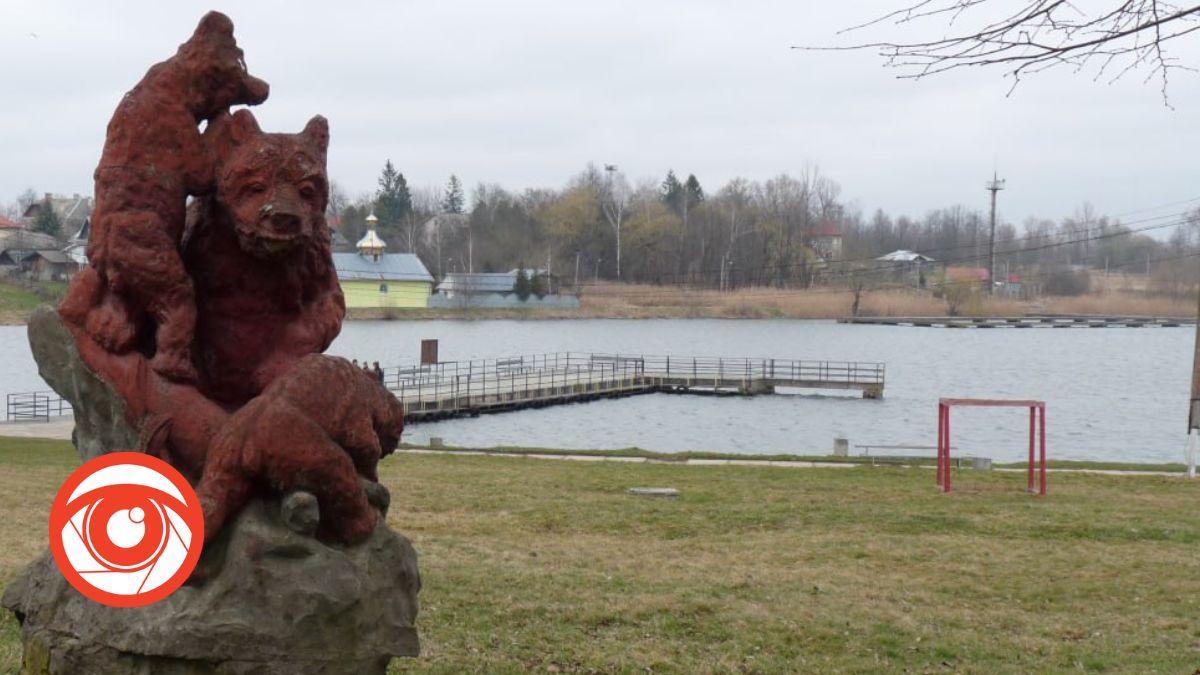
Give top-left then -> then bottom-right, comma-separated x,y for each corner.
6,160 -> 1195,298
331,161 -> 1199,298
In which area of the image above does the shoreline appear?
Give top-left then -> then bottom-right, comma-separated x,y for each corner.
4,301 -> 1193,327
0,424 -> 1186,473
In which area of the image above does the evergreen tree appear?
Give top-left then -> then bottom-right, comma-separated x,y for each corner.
513,266 -> 532,300
33,203 -> 61,237
531,271 -> 549,298
684,174 -> 705,205
374,160 -> 411,240
660,170 -> 684,213
442,174 -> 464,214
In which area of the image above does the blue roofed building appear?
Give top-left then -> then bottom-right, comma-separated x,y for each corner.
332,213 -> 434,308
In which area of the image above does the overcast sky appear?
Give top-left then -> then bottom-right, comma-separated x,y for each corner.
3,1 -> 1199,227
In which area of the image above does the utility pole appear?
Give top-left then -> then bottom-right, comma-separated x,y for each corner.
604,163 -> 621,280
985,172 -> 1006,294
1189,284 -> 1200,478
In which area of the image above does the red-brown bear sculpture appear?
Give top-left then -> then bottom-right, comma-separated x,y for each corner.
55,11 -> 393,547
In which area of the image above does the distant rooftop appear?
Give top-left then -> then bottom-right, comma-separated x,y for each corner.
440,272 -> 519,294
809,220 -> 842,238
333,252 -> 433,283
876,249 -> 937,263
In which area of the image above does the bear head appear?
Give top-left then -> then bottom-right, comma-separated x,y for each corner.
206,109 -> 330,258
375,391 -> 406,458
178,11 -> 270,119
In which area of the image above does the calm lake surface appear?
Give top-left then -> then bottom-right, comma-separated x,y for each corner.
1,319 -> 1192,464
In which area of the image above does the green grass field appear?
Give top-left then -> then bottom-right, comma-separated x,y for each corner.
0,282 -> 67,324
1,437 -> 1198,674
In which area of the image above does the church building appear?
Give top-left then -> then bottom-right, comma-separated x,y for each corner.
332,213 -> 433,308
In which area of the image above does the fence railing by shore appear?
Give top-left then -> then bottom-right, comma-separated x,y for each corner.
5,391 -> 73,422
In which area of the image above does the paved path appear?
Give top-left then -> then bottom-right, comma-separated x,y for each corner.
398,449 -> 1188,476
0,417 -> 73,440
399,448 -> 858,469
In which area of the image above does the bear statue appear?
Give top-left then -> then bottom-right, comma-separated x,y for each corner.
4,13 -> 419,675
49,14 -> 388,546
60,11 -> 270,384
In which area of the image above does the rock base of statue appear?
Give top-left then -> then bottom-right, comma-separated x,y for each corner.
3,495 -> 420,675
4,306 -> 420,675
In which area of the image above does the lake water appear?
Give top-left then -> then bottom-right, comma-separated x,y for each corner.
1,319 -> 1192,464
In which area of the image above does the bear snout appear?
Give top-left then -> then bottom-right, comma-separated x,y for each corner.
268,210 -> 302,236
242,75 -> 269,105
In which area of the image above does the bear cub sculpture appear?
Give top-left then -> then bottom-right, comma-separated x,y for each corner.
197,355 -> 405,545
60,11 -> 269,383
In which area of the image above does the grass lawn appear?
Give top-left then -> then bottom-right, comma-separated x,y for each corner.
0,285 -> 41,313
0,437 -> 1198,673
0,282 -> 67,324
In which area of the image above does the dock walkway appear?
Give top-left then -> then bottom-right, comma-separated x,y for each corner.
839,314 -> 1194,328
386,353 -> 885,421
5,352 -> 885,423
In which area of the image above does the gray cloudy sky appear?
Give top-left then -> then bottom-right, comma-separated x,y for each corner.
3,1 -> 1199,226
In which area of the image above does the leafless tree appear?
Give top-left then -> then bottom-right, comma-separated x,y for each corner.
406,186 -> 441,254
813,1 -> 1200,102
18,188 -> 38,212
600,169 -> 631,279
327,180 -> 350,221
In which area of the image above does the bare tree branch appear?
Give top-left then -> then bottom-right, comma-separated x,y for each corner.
799,1 -> 1200,103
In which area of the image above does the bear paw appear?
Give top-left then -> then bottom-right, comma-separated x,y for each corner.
151,350 -> 199,383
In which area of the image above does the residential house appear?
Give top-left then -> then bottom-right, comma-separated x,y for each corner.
21,193 -> 93,234
807,220 -> 843,260
62,218 -> 90,269
21,249 -> 74,281
0,229 -> 62,280
430,268 -> 578,309
875,249 -> 939,287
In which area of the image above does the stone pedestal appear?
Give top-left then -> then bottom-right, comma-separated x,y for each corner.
4,496 -> 420,675
6,306 -> 421,674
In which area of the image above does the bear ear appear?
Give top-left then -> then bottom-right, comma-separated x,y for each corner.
193,11 -> 234,39
301,116 -> 329,155
207,109 -> 262,155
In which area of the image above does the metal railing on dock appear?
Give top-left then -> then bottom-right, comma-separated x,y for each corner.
3,352 -> 885,423
5,391 -> 72,422
384,352 -> 885,421
840,314 -> 1194,328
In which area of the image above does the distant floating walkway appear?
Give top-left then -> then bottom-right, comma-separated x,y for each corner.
838,314 -> 1195,329
386,352 -> 884,422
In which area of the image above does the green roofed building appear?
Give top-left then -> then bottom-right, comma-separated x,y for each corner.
333,213 -> 433,308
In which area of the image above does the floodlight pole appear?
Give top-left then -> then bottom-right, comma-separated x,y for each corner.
985,173 -> 1005,294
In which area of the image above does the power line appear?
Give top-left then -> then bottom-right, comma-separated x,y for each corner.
567,213 -> 1195,295
574,249 -> 1200,304
334,200 -> 1199,288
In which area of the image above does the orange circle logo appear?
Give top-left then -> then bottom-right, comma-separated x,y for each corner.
48,452 -> 204,607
